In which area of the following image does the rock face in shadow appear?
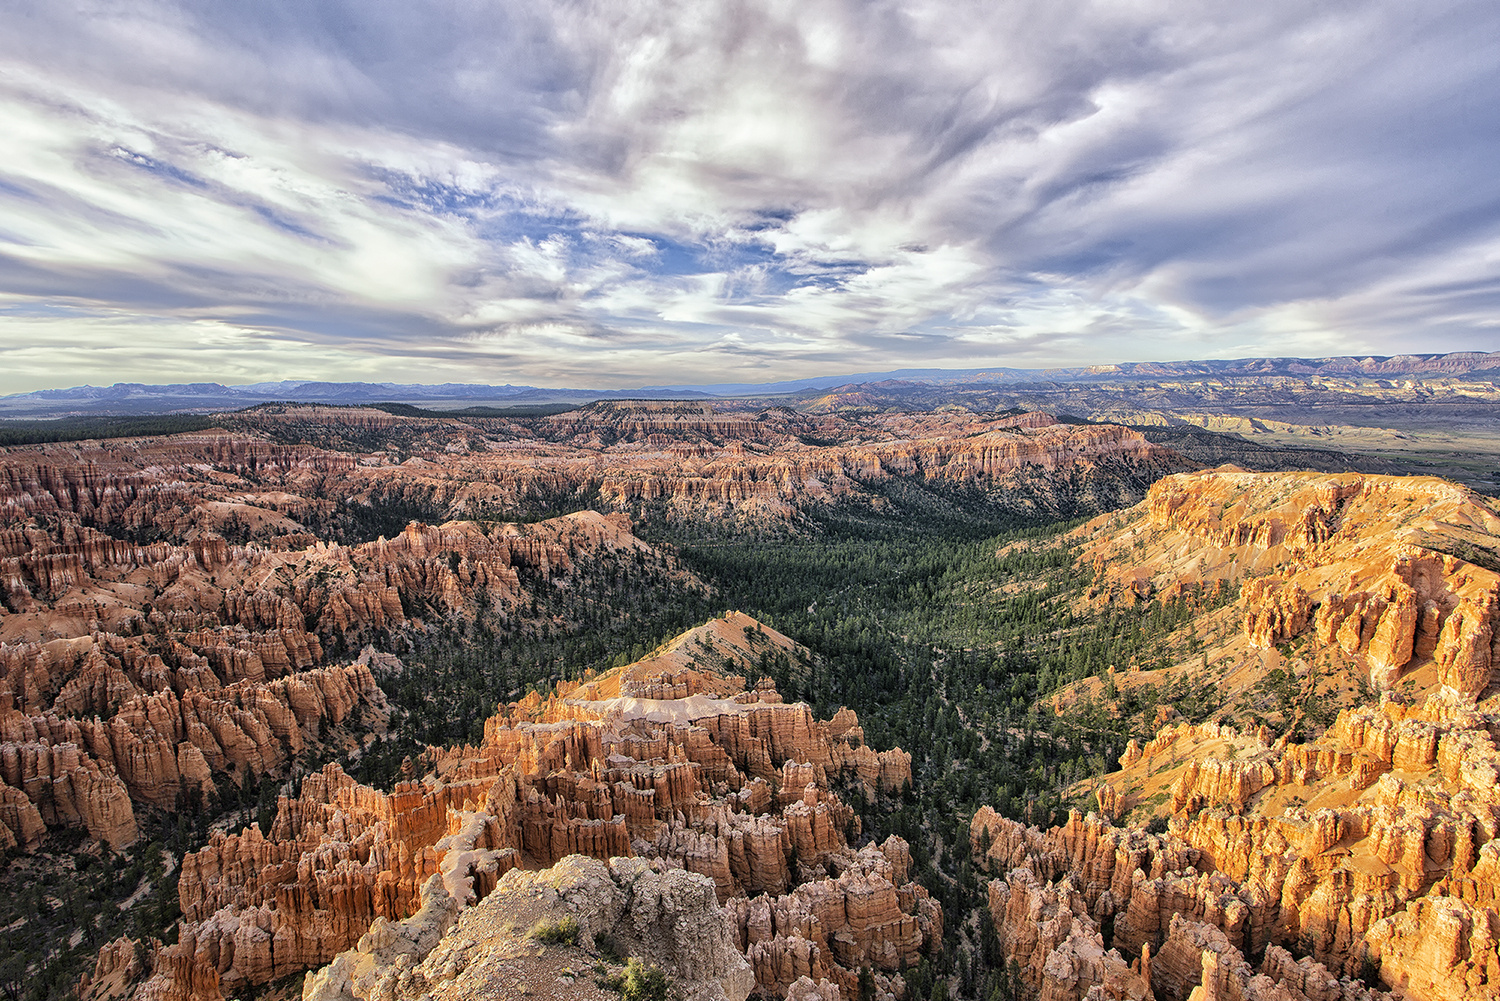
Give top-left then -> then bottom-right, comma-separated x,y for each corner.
129,614 -> 934,1001
973,687 -> 1500,1001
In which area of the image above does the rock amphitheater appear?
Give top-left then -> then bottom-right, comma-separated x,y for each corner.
4,411 -> 1499,1001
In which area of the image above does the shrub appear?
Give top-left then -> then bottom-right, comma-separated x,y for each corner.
529,915 -> 579,946
599,957 -> 670,1001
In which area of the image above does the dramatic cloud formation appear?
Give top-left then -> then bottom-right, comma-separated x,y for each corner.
0,0 -> 1496,390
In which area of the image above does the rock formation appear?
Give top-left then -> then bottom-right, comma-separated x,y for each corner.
1077,469 -> 1500,698
0,406 -> 1184,849
216,403 -> 1194,526
0,441 -> 672,849
968,465 -> 1500,1001
128,614 -> 933,1001
724,836 -> 940,1000
301,854 -> 755,1001
1,406 -> 1169,849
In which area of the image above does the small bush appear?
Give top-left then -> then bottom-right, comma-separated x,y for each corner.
599,957 -> 670,1001
529,915 -> 579,946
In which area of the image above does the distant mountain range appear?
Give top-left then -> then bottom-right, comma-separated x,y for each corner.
0,380 -> 713,417
657,350 -> 1500,394
2,351 -> 1498,418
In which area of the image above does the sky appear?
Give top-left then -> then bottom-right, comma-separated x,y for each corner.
0,0 -> 1498,393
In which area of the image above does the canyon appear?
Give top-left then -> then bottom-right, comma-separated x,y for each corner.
4,399 -> 1500,1001
0,405 -> 1184,853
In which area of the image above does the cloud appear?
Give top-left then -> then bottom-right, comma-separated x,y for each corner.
0,0 -> 1496,392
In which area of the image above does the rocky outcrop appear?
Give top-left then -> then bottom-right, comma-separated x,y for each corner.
554,410 -> 1188,523
0,657 -> 387,847
301,854 -> 755,1001
984,863 -> 1151,1001
1363,896 -> 1500,1001
1160,915 -> 1393,1001
0,774 -> 45,849
77,935 -> 150,1001
1015,469 -> 1500,999
0,433 -> 358,545
0,515 -> 583,664
137,615 -> 933,1001
974,808 -> 1400,1001
974,688 -> 1500,1001
0,723 -> 136,847
724,836 -> 940,1000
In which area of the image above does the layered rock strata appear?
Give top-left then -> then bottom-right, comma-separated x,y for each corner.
974,688 -> 1500,1000
0,409 -> 1189,542
0,432 -> 353,537
220,405 -> 1193,525
132,614 -> 935,1001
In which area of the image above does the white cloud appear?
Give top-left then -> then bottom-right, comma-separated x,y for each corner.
0,0 -> 1496,393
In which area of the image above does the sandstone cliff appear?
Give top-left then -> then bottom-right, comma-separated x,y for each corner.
1076,469 -> 1500,700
